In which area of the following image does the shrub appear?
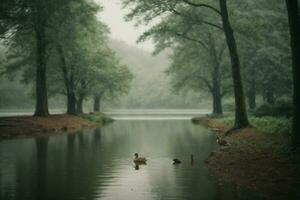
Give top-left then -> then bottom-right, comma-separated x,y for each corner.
254,100 -> 293,118
79,114 -> 114,124
250,117 -> 291,135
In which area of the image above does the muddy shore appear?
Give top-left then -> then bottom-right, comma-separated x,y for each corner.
193,117 -> 300,200
0,114 -> 97,139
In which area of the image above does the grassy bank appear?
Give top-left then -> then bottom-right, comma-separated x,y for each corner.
218,116 -> 291,135
193,116 -> 300,200
0,113 -> 113,139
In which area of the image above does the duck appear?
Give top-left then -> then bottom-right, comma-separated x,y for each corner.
173,158 -> 182,164
216,136 -> 229,146
133,153 -> 147,164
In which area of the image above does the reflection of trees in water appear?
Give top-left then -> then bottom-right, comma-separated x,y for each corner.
92,128 -> 102,148
35,137 -> 49,200
53,128 -> 124,199
67,134 -> 76,151
78,131 -> 86,148
3,121 -> 261,200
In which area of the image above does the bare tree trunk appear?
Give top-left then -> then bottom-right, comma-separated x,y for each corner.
219,0 -> 249,128
93,95 -> 101,112
67,91 -> 77,114
208,32 -> 223,115
58,45 -> 77,115
34,0 -> 49,116
76,95 -> 84,114
212,88 -> 223,115
286,0 -> 300,148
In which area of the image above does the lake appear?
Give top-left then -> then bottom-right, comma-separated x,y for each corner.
0,111 -> 261,200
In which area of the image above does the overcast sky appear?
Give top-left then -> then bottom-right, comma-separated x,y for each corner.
97,0 -> 154,51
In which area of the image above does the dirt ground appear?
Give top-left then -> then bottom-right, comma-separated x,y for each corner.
193,117 -> 300,200
0,114 -> 96,139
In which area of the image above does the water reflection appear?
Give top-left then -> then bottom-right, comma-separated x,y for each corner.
0,120 -> 262,200
35,137 -> 49,200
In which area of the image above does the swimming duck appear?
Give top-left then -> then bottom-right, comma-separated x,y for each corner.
173,158 -> 182,164
216,136 -> 228,146
134,153 -> 147,164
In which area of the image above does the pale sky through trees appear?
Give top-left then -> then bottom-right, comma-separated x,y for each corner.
98,0 -> 155,51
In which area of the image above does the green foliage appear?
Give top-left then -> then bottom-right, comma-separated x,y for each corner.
218,116 -> 291,135
1,0 -> 133,113
79,113 -> 114,124
0,0 -> 294,115
235,0 -> 292,104
109,40 -> 211,108
254,100 -> 293,118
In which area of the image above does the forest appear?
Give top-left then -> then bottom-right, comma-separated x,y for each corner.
1,0 -> 298,145
0,0 -> 133,115
0,0 -> 300,200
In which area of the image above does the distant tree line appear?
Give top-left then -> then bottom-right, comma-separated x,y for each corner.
0,0 -> 133,115
122,0 -> 299,147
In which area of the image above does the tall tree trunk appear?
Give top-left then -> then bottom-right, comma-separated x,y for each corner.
76,95 -> 84,114
34,1 -> 49,116
209,33 -> 223,115
58,45 -> 77,115
219,0 -> 249,128
286,0 -> 300,148
67,92 -> 77,114
212,88 -> 223,115
93,95 -> 101,112
247,78 -> 256,110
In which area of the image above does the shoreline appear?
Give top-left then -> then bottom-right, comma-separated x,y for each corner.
0,114 -> 111,140
193,117 -> 300,200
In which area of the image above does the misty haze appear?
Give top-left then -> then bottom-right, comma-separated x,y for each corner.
0,0 -> 299,200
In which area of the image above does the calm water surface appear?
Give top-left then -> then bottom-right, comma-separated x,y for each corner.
0,118 -> 260,200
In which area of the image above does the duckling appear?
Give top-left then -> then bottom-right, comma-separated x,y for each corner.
173,158 -> 182,164
216,136 -> 229,146
133,153 -> 147,164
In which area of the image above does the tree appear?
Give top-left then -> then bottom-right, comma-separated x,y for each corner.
123,0 -> 250,129
46,1 -> 132,114
92,65 -> 133,112
234,0 -> 292,109
140,11 -> 229,115
0,0 -> 73,116
48,0 -> 104,114
218,0 -> 249,128
165,31 -> 230,115
285,0 -> 300,148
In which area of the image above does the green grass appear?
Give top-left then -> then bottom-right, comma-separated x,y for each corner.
79,113 -> 114,125
217,116 -> 292,135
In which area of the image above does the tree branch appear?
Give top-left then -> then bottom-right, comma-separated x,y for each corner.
181,0 -> 221,15
218,42 -> 227,61
175,32 -> 208,50
169,7 -> 224,31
